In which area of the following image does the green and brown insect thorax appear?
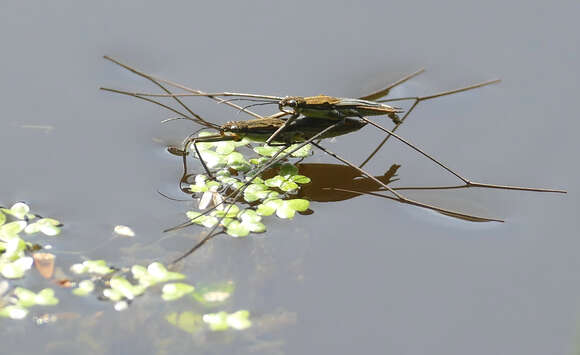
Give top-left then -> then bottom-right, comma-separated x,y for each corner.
278,96 -> 307,115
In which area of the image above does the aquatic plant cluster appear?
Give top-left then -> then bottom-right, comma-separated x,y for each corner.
0,202 -> 251,332
183,133 -> 314,237
0,202 -> 62,319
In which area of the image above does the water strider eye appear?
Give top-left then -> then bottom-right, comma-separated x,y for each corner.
287,99 -> 297,107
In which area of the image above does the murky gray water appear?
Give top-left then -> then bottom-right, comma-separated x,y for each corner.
1,0 -> 579,354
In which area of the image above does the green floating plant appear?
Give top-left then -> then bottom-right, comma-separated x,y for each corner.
0,305 -> 29,320
166,311 -> 204,334
186,207 -> 266,237
24,218 -> 62,236
256,198 -> 310,219
13,287 -> 59,307
104,276 -> 146,301
0,202 -> 34,220
192,281 -> 235,306
202,310 -> 252,331
254,143 -> 311,158
264,163 -> 311,192
70,260 -> 114,276
72,280 -> 95,296
162,283 -> 195,301
131,262 -> 186,287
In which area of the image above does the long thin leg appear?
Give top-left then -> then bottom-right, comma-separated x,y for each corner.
359,116 -> 566,193
103,56 -> 220,129
265,113 -> 299,145
359,79 -> 501,168
103,56 -> 270,120
358,68 -> 425,101
311,143 -> 502,222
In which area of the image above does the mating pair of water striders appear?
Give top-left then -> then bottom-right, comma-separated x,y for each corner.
101,56 -> 566,228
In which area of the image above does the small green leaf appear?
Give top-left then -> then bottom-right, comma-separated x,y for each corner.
280,181 -> 299,192
256,204 -> 276,216
253,146 -> 278,157
212,204 -> 240,218
203,311 -> 229,331
290,175 -> 311,184
9,203 -> 30,220
192,281 -> 235,305
0,221 -> 27,240
265,176 -> 285,188
225,221 -> 250,237
162,283 -> 195,301
146,262 -> 186,283
238,209 -> 261,223
189,184 -> 208,193
166,311 -> 203,334
103,288 -> 124,302
227,310 -> 252,330
73,280 -> 95,296
245,221 -> 266,233
276,204 -> 296,219
0,305 -> 29,319
110,276 -> 145,300
215,141 -> 236,155
35,288 -> 59,306
14,287 -> 58,307
0,211 -> 5,226
279,163 -> 298,177
287,199 -> 310,212
289,144 -> 312,157
0,257 -> 33,278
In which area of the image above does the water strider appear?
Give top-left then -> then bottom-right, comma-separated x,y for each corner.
100,57 -> 566,262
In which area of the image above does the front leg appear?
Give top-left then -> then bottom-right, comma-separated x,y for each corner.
265,113 -> 299,145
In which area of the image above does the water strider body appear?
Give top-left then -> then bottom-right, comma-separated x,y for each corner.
277,95 -> 402,123
219,115 -> 367,144
101,55 -> 566,253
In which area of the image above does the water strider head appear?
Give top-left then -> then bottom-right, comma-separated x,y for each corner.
278,96 -> 307,115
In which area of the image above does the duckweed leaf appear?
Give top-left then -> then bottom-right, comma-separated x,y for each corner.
186,211 -> 218,228
226,310 -> 252,330
280,181 -> 299,192
14,287 -> 58,307
166,311 -> 203,334
290,175 -> 311,184
192,281 -> 235,306
286,199 -> 310,212
253,146 -> 278,157
202,311 -> 229,331
0,305 -> 29,320
279,163 -> 298,177
214,141 -> 236,155
103,288 -> 124,302
134,262 -> 186,286
0,221 -> 27,240
6,202 -> 30,220
211,204 -> 240,218
109,276 -> 145,300
265,176 -> 286,188
70,260 -> 114,275
162,283 -> 195,301
202,310 -> 252,331
0,256 -> 33,279
2,237 -> 27,261
72,280 -> 95,296
256,204 -> 276,216
286,144 -> 312,158
225,221 -> 250,237
198,150 -> 226,169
